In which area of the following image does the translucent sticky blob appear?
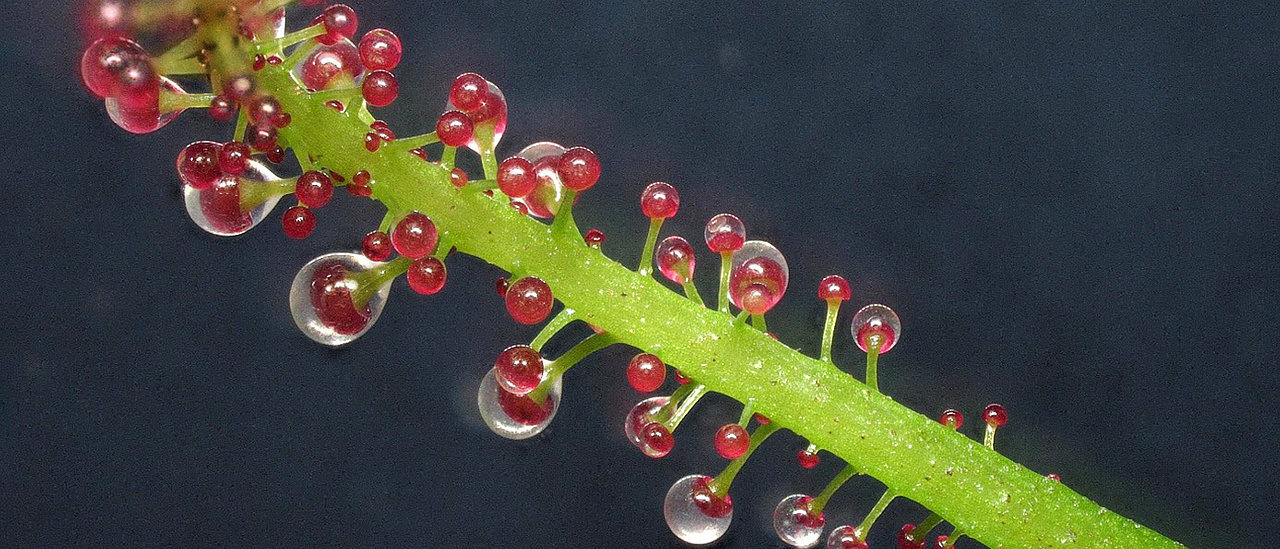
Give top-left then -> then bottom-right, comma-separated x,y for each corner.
448,77 -> 507,153
477,367 -> 561,440
655,236 -> 696,284
182,159 -> 283,236
105,76 -> 184,134
729,240 -> 789,315
510,142 -> 568,219
827,525 -> 868,549
773,494 -> 826,548
704,213 -> 746,253
851,303 -> 901,354
664,474 -> 733,545
288,252 -> 392,347
295,38 -> 364,91
624,396 -> 670,456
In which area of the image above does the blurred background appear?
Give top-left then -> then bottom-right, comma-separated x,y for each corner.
2,1 -> 1275,547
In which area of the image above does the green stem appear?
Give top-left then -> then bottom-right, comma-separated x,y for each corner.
809,464 -> 859,514
854,490 -> 898,541
350,256 -> 411,307
530,308 -> 577,352
528,333 -> 617,403
254,24 -> 326,54
481,148 -> 499,181
717,251 -> 732,313
680,279 -> 704,306
750,313 -> 767,332
552,190 -> 578,235
637,218 -> 662,276
984,423 -> 998,449
820,300 -> 840,362
160,91 -> 216,112
911,513 -> 947,545
708,422 -> 780,497
865,339 -> 881,393
661,383 -> 708,432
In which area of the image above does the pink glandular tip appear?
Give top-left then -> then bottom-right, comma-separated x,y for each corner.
851,303 -> 901,354
729,241 -> 789,315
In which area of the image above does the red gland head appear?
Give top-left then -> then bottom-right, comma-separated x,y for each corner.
209,95 -> 236,122
626,353 -> 666,393
449,72 -> 488,112
729,241 -> 789,315
510,142 -> 570,218
248,95 -> 287,128
315,4 -> 358,45
934,536 -> 950,549
494,345 -> 545,396
436,110 -> 474,147
299,39 -> 363,91
309,260 -> 372,335
498,157 -> 536,198
673,369 -> 691,385
797,448 -> 820,469
655,236 -> 697,285
690,476 -> 733,519
640,182 -> 680,219
358,28 -> 401,71
704,213 -> 746,253
713,424 -> 750,459
557,146 -> 601,191
792,495 -> 826,529
361,231 -> 392,261
80,36 -> 151,98
282,206 -> 316,239
939,409 -> 964,430
983,403 -> 1008,427
450,168 -> 469,188
897,524 -> 925,549
584,229 -> 606,248
362,70 -> 398,107
505,277 -> 553,325
219,142 -> 251,175
496,385 -> 556,426
447,74 -> 507,152
851,303 -> 901,354
818,275 -> 852,302
176,141 -> 223,191
1046,473 -> 1062,482
391,212 -> 439,259
295,171 -> 334,208
640,422 -> 675,458
407,257 -> 447,295
828,525 -> 869,549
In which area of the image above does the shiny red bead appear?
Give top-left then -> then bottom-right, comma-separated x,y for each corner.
584,229 -> 605,248
983,403 -> 1008,427
449,72 -> 487,112
436,110 -> 474,147
556,146 -> 601,191
753,413 -> 771,425
316,4 -> 358,45
361,231 -> 392,261
673,370 -> 691,385
505,277 -> 553,325
295,171 -> 333,208
818,275 -> 852,301
898,524 -> 925,549
361,70 -> 398,107
249,95 -> 285,128
494,345 -> 544,395
626,353 -> 665,393
640,182 -> 680,219
177,141 -> 223,190
358,28 -> 401,70
939,409 -> 964,430
282,206 -> 316,239
498,157 -> 536,197
391,212 -> 438,259
714,423 -> 750,459
1047,473 -> 1062,482
495,277 -> 509,296
407,257 -> 447,295
640,422 -> 675,458
218,141 -> 251,175
450,168 -> 469,188
209,95 -> 236,122
797,449 -> 820,469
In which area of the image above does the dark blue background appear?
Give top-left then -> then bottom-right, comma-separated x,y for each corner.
2,1 -> 1275,548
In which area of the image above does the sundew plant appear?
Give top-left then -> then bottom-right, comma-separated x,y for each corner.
25,0 -> 1271,547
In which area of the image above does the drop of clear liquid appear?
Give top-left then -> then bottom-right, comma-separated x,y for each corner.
182,159 -> 283,236
826,525 -> 868,549
664,474 -> 733,545
624,396 -> 671,457
288,252 -> 392,347
105,76 -> 185,134
773,494 -> 825,548
851,303 -> 901,353
509,142 -> 568,219
448,78 -> 507,153
477,367 -> 561,440
729,240 -> 789,314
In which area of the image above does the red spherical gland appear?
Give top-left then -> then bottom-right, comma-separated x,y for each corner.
655,236 -> 696,284
282,206 -> 316,239
246,124 -> 278,152
939,409 -> 964,430
753,413 -> 771,425
352,171 -> 371,188
295,171 -> 334,208
222,74 -> 257,101
317,4 -> 358,45
818,275 -> 852,301
435,110 -> 474,147
496,386 -> 555,426
449,72 -> 487,112
494,345 -> 545,396
714,424 -> 750,459
897,524 -> 925,549
371,120 -> 395,141
830,528 -> 869,549
209,95 -> 236,122
505,277 -> 553,325
218,141 -> 251,176
309,261 -> 371,335
361,231 -> 392,261
495,277 -> 509,296
407,257 -> 447,295
556,146 -> 601,191
497,157 -> 536,197
200,176 -> 252,233
391,212 -> 439,259
584,229 -> 605,248
301,40 -> 363,91
673,370 -> 691,385
640,182 -> 680,219
793,496 -> 826,529
364,132 -> 382,152
797,449 -> 820,469
361,70 -> 398,107
626,353 -> 666,393
266,146 -> 286,165
704,213 -> 746,253
252,54 -> 267,71
639,422 -> 675,458
80,37 -> 149,98
983,403 -> 1008,427
450,168 -> 469,188
730,257 -> 787,315
358,28 -> 401,70
1046,473 -> 1062,482
690,476 -> 733,519
177,141 -> 223,190
248,95 -> 285,128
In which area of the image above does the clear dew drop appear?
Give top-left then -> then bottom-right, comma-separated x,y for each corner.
850,303 -> 902,353
624,396 -> 670,455
510,142 -> 568,218
105,76 -> 185,134
664,474 -> 732,545
826,525 -> 867,549
294,38 -> 364,91
183,159 -> 283,236
773,494 -> 825,548
288,252 -> 392,347
728,240 -> 789,313
477,367 -> 561,440
448,78 -> 507,153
